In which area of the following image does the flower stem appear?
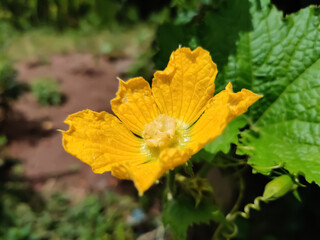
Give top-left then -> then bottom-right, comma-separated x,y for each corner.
167,170 -> 176,199
212,169 -> 246,240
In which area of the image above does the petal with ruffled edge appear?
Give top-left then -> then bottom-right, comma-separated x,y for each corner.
152,47 -> 217,125
62,110 -> 147,173
109,148 -> 192,195
139,148 -> 191,195
112,161 -> 164,196
187,83 -> 262,154
111,77 -> 160,136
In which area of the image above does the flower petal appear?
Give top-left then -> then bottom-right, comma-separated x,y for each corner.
111,77 -> 160,135
118,161 -> 165,196
109,148 -> 192,195
159,148 -> 192,170
62,110 -> 147,173
152,47 -> 217,125
133,148 -> 192,195
188,83 -> 262,153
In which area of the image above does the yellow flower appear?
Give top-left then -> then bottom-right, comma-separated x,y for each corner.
62,47 -> 261,195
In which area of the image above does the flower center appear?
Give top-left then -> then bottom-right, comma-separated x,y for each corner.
143,114 -> 176,148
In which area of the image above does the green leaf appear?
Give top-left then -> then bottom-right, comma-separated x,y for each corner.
153,24 -> 197,70
221,1 -> 320,185
153,0 -> 252,78
204,115 -> 247,154
199,0 -> 252,77
162,196 -> 217,240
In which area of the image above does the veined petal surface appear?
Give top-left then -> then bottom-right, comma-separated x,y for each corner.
159,148 -> 192,170
135,148 -> 192,195
62,110 -> 147,173
152,47 -> 217,125
188,83 -> 262,153
119,161 -> 165,196
111,77 -> 160,136
109,147 -> 192,195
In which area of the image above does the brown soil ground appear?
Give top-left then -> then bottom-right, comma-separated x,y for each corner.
4,54 -> 134,201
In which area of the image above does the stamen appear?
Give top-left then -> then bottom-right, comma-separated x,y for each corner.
143,114 -> 176,148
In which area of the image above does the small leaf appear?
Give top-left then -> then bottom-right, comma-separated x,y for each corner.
211,210 -> 227,224
204,116 -> 247,155
292,189 -> 302,202
190,149 -> 214,163
162,196 -> 217,240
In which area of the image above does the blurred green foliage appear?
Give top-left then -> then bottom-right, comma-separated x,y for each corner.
1,192 -> 136,240
0,60 -> 18,102
0,59 -> 24,121
0,159 -> 136,240
0,0 -> 166,65
0,23 -> 17,55
0,135 -> 7,146
0,0 -> 170,30
31,77 -> 62,106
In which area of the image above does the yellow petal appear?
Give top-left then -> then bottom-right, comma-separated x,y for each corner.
159,148 -> 192,170
62,109 -> 147,173
152,47 -> 218,125
123,148 -> 192,195
188,83 -> 262,153
124,161 -> 165,196
111,77 -> 160,135
224,82 -> 262,122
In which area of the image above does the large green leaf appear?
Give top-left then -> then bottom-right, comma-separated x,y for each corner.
226,1 -> 320,185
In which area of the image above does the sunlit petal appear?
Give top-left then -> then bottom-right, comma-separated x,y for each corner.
188,82 -> 262,153
115,161 -> 165,196
62,110 -> 147,173
111,77 -> 160,136
159,148 -> 192,170
152,47 -> 217,125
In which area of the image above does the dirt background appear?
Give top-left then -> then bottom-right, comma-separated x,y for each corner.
4,54 -> 134,201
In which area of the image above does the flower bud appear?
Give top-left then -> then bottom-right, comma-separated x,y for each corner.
263,175 -> 294,200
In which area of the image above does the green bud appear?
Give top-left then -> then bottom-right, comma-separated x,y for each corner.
263,175 -> 294,200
